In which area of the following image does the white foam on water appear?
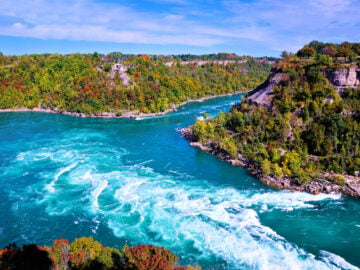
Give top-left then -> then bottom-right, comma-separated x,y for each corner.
136,159 -> 153,166
16,152 -> 25,161
196,116 -> 205,121
15,148 -> 79,166
7,135 -> 355,270
239,190 -> 342,211
45,162 -> 78,193
135,114 -> 170,120
87,166 -> 346,269
16,151 -> 51,162
38,163 -> 354,268
320,251 -> 359,270
91,179 -> 108,211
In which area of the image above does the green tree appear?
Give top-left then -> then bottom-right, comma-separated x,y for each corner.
297,46 -> 316,58
261,159 -> 272,176
281,51 -> 289,59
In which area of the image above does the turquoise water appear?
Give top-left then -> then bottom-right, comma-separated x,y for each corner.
0,94 -> 359,270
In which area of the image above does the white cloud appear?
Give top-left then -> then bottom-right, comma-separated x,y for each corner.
0,23 -> 223,46
12,23 -> 26,30
310,0 -> 351,16
221,0 -> 360,52
0,0 -> 359,54
0,0 -> 228,46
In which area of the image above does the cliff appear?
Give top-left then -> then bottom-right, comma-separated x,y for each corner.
246,68 -> 286,107
182,54 -> 359,198
247,65 -> 360,106
325,66 -> 360,93
110,63 -> 131,85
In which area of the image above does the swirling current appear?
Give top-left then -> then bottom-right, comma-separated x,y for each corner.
0,94 -> 359,269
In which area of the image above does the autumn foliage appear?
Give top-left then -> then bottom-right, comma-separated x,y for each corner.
123,244 -> 177,270
0,53 -> 270,114
0,237 -> 200,270
192,42 -> 359,185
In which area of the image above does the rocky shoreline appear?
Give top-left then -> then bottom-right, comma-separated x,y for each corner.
0,91 -> 243,119
179,127 -> 360,198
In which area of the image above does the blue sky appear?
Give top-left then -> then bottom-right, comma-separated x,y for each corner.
0,0 -> 359,56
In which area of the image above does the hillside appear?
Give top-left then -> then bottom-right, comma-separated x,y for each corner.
0,52 -> 270,117
183,42 -> 360,197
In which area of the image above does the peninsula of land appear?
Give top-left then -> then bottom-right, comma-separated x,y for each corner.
182,41 -> 360,197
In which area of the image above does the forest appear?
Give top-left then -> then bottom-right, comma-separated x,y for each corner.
191,41 -> 359,185
0,52 -> 270,115
0,237 -> 200,270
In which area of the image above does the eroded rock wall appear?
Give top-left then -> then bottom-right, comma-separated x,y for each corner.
325,67 -> 360,90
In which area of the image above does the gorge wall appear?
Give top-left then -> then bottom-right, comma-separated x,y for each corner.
246,66 -> 360,106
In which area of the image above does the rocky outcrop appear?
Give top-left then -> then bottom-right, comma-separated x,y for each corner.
179,128 -> 360,198
110,63 -> 131,85
246,69 -> 287,107
246,66 -> 360,107
325,67 -> 360,93
259,174 -> 360,198
179,127 -> 196,141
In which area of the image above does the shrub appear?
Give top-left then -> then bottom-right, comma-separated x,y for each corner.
331,175 -> 346,186
0,239 -> 201,270
261,159 -> 272,176
123,244 -> 178,270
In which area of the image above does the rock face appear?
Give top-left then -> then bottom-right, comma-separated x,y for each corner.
326,67 -> 360,87
246,69 -> 287,107
110,63 -> 131,85
246,66 -> 360,107
325,67 -> 360,92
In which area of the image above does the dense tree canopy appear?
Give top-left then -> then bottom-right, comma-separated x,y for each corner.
296,45 -> 316,58
192,49 -> 359,185
0,53 -> 271,115
296,41 -> 360,63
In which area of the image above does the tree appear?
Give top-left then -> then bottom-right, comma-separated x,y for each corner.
0,244 -> 53,270
0,239 -> 200,270
109,52 -> 122,62
281,51 -> 289,59
316,54 -> 333,66
309,40 -> 326,54
50,239 -> 70,269
321,46 -> 337,57
92,51 -> 99,60
123,244 -> 178,270
297,46 -> 316,58
272,163 -> 283,177
348,53 -> 358,63
261,159 -> 272,175
220,137 -> 238,159
336,46 -> 353,61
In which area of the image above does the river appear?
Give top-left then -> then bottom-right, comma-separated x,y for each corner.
0,94 -> 359,269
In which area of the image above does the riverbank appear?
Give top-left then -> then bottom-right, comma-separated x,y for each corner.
179,127 -> 360,198
0,91 -> 243,119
